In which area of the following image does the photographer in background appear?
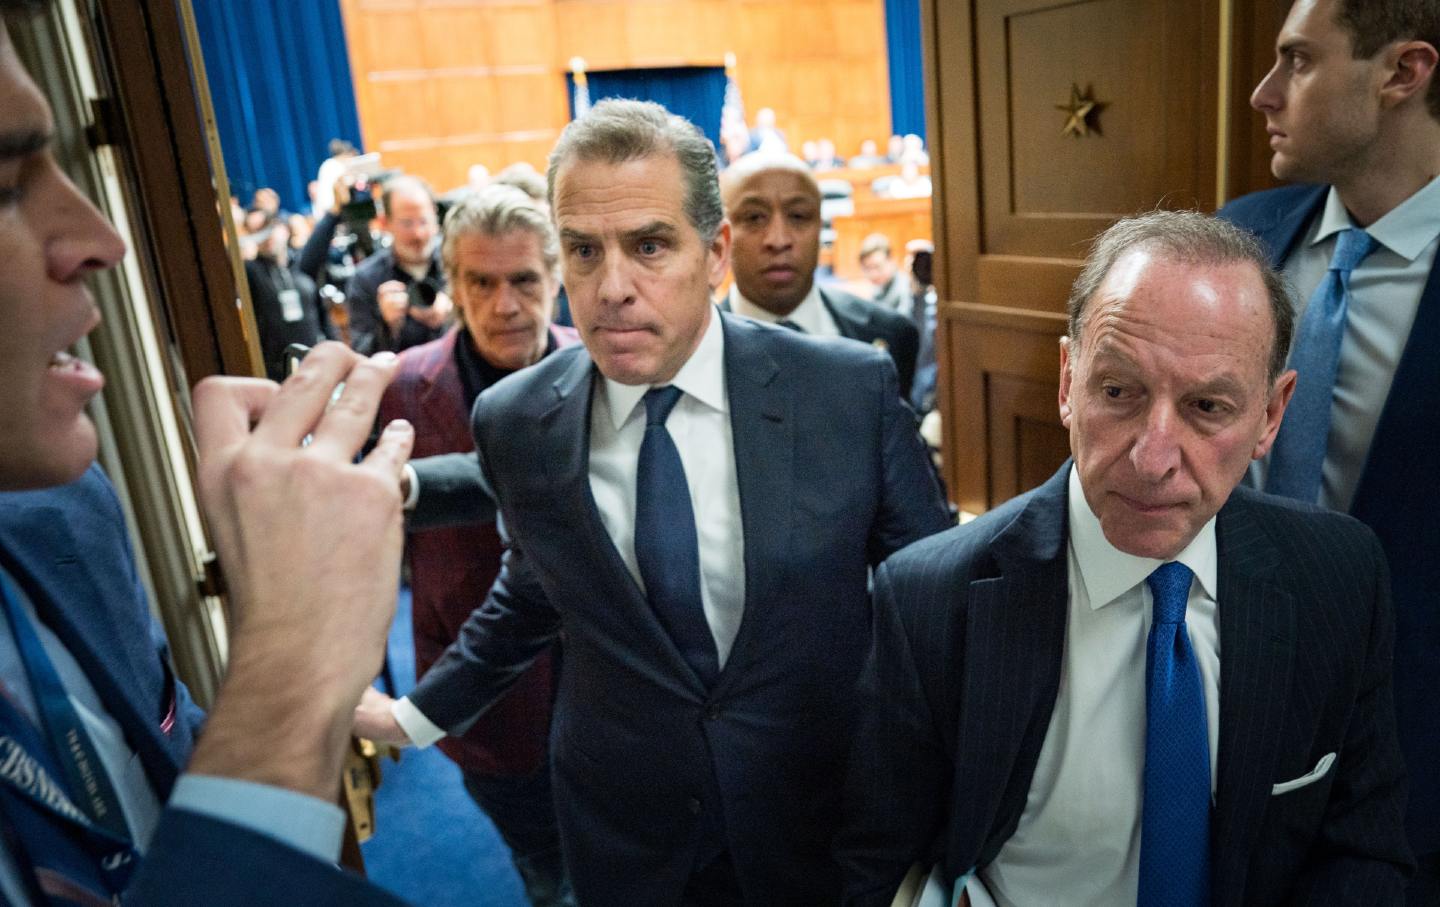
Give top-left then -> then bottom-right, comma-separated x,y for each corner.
345,175 -> 452,354
245,219 -> 337,381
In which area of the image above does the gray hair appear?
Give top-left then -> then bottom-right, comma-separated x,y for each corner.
491,163 -> 547,204
441,184 -> 559,283
1066,210 -> 1294,382
546,98 -> 724,243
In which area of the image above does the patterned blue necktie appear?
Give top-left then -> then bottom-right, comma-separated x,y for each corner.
1267,228 -> 1377,502
1138,561 -> 1210,907
634,386 -> 719,687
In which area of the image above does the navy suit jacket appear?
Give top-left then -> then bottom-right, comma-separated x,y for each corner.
0,466 -> 403,906
1219,184 -> 1440,856
410,312 -> 952,904
720,286 -> 921,400
839,464 -> 1412,906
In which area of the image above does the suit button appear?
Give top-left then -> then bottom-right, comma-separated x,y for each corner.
705,705 -> 722,721
687,797 -> 702,815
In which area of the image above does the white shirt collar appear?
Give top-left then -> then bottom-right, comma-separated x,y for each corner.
728,280 -> 828,334
1313,174 -> 1440,262
602,304 -> 729,432
1066,465 -> 1218,610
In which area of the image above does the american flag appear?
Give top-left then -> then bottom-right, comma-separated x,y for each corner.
570,56 -> 591,119
721,52 -> 744,140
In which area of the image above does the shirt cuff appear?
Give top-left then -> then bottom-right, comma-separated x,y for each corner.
392,695 -> 446,748
402,463 -> 420,511
168,774 -> 345,864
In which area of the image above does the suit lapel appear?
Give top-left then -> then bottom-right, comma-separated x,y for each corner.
711,315 -> 789,696
417,331 -> 467,450
539,348 -> 621,583
951,467 -> 1070,868
820,287 -> 871,341
1252,185 -> 1327,267
0,506 -> 183,795
1210,494 -> 1296,905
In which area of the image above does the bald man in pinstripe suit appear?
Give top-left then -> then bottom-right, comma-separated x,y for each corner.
840,212 -> 1411,906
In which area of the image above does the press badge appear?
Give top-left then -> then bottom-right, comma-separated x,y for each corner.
279,288 -> 303,322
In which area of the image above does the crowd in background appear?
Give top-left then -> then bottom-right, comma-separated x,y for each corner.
233,114 -> 940,418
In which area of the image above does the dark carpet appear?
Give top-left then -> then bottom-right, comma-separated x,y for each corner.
360,586 -> 528,906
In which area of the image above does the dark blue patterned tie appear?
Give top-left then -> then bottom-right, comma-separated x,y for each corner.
1267,228 -> 1377,502
634,386 -> 718,687
1138,561 -> 1210,907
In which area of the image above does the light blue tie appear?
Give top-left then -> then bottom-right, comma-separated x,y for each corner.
1138,561 -> 1210,907
1267,228 -> 1377,502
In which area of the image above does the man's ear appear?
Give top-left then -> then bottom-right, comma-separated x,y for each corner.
1379,40 -> 1439,110
707,220 -> 732,290
1058,336 -> 1075,428
1252,368 -> 1298,460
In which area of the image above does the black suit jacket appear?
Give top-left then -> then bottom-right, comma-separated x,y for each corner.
839,464 -> 1412,906
1219,184 -> 1440,857
410,312 -> 951,904
719,286 -> 921,400
820,286 -> 921,401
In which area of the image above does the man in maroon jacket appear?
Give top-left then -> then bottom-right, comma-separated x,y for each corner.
375,185 -> 578,905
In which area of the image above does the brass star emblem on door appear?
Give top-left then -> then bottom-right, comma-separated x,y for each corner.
1056,83 -> 1106,138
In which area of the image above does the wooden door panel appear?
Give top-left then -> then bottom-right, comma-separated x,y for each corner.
928,0 -> 1235,512
942,305 -> 1069,515
977,0 -> 1218,263
987,371 -> 1074,504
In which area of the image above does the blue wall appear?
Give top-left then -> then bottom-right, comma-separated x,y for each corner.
191,0 -> 364,213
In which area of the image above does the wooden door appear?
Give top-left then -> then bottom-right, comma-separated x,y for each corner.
922,0 -> 1268,514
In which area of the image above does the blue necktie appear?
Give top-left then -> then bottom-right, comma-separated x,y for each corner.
1267,228 -> 1377,502
1138,561 -> 1210,907
634,386 -> 719,687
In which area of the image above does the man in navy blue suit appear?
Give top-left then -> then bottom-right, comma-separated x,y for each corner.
1216,2 -> 1440,898
840,212 -> 1411,906
0,5 -> 414,902
355,99 -> 952,904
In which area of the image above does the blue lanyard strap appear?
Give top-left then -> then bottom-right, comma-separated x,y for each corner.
0,570 -> 131,846
0,681 -> 134,901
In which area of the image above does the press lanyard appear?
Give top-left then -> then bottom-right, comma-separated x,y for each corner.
0,571 -> 136,892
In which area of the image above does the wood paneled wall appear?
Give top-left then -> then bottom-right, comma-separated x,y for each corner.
339,0 -> 894,192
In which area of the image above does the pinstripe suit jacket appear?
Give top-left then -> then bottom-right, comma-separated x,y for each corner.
839,464 -> 1412,906
1219,184 -> 1440,858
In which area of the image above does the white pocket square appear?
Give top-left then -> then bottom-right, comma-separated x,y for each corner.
1272,751 -> 1336,795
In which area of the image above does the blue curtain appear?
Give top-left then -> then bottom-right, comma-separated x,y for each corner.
191,0 -> 364,213
567,67 -> 727,150
883,0 -> 926,141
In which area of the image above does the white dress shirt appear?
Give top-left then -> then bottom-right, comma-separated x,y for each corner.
396,308 -> 747,747
1256,174 -> 1440,512
728,282 -> 840,337
971,466 -> 1220,907
0,568 -> 342,905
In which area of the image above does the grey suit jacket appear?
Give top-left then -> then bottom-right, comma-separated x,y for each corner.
839,464 -> 1412,906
